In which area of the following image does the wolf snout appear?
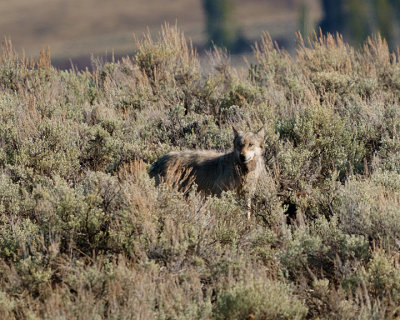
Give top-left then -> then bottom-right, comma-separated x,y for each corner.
240,153 -> 253,163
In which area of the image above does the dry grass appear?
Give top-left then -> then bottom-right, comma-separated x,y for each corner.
1,24 -> 400,319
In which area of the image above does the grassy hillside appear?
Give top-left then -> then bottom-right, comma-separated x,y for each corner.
1,25 -> 400,319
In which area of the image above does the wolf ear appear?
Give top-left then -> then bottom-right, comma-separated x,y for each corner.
256,126 -> 265,147
256,126 -> 265,139
232,125 -> 240,138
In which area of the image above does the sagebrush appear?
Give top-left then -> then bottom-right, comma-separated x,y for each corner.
1,26 -> 400,319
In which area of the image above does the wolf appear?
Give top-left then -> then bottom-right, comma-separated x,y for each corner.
149,127 -> 266,219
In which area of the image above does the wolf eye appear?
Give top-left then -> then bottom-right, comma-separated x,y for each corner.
249,143 -> 254,147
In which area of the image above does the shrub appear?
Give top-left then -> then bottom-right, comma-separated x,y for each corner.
214,276 -> 308,320
2,25 -> 400,319
336,171 -> 400,250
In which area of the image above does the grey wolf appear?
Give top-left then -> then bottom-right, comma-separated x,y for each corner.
149,127 -> 266,219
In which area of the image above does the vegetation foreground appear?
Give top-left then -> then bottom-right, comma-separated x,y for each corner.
1,25 -> 400,319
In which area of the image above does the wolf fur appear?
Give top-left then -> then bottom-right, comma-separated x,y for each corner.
149,127 -> 266,219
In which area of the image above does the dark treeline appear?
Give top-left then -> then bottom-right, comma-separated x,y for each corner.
320,0 -> 400,47
203,0 -> 400,51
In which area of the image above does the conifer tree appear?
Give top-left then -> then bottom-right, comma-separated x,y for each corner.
202,0 -> 237,50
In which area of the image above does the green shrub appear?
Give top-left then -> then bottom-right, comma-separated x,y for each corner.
281,216 -> 369,282
214,277 -> 307,320
336,171 -> 400,250
3,25 -> 400,319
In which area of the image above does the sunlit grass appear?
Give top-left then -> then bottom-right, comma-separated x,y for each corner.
0,26 -> 400,319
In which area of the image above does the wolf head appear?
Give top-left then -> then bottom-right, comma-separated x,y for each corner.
233,126 -> 265,169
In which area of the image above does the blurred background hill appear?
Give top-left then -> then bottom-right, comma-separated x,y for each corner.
1,0 -> 400,69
